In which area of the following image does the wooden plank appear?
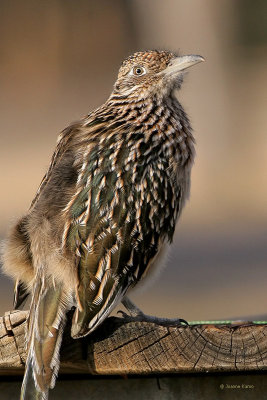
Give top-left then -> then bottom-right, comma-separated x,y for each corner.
1,310 -> 267,375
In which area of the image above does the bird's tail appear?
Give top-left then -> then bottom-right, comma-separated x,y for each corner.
20,273 -> 72,400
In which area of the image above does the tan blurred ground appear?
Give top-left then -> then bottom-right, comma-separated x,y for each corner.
0,0 -> 267,320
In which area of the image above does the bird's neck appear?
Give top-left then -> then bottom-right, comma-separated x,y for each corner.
84,93 -> 194,169
96,93 -> 189,132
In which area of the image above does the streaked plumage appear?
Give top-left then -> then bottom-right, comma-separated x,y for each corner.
1,50 -> 204,399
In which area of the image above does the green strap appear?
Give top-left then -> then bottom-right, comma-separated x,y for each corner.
188,320 -> 267,325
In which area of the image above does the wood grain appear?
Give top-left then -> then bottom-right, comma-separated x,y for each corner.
1,310 -> 267,375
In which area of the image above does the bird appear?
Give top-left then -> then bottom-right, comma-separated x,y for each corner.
1,49 -> 204,399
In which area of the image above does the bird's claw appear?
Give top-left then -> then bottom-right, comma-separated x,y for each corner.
117,309 -> 188,327
117,310 -> 129,318
178,318 -> 189,326
120,298 -> 188,326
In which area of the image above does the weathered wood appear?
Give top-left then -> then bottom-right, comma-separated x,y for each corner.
1,310 -> 267,375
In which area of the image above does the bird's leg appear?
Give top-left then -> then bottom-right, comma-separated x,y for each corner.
119,297 -> 188,326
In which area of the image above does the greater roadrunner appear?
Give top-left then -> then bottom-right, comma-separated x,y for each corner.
2,50 -> 204,399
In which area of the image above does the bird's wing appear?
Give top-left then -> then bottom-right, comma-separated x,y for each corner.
61,139 -> 177,338
12,123 -> 81,311
30,122 -> 80,210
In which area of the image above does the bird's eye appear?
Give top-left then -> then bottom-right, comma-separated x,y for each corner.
131,66 -> 146,76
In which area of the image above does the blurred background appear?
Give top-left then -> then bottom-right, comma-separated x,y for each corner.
0,0 -> 267,321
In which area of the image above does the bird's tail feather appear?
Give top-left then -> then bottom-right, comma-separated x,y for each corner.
20,273 -> 72,400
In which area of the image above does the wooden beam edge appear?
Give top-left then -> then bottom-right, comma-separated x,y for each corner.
1,310 -> 267,375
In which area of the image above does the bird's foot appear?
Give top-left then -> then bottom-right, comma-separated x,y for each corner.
118,297 -> 188,327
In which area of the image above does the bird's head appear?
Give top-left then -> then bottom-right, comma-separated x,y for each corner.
112,50 -> 204,101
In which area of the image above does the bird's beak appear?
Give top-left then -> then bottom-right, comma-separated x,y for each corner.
164,55 -> 205,76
